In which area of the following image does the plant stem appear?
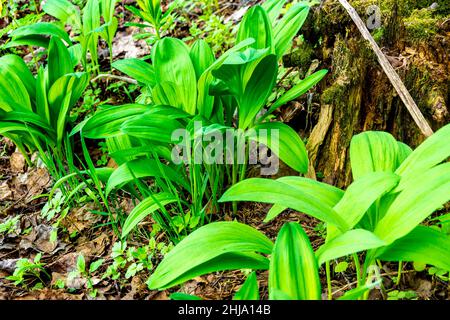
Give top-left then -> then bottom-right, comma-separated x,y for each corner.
395,261 -> 403,286
325,261 -> 332,300
353,253 -> 362,286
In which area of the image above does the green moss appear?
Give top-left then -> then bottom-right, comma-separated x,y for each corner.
404,8 -> 438,41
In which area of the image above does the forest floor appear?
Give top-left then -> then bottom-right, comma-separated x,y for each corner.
0,0 -> 449,300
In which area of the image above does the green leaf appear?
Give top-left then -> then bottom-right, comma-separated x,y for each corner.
152,37 -> 197,114
316,229 -> 385,265
350,131 -> 407,180
248,121 -> 308,173
170,293 -> 202,300
9,22 -> 72,46
77,254 -> 86,273
262,0 -> 287,24
395,123 -> 450,190
236,5 -> 273,52
220,178 -> 348,231
74,104 -> 150,138
121,113 -> 185,143
106,158 -> 190,195
329,172 -> 400,239
0,55 -> 36,104
43,0 -> 81,27
89,259 -> 104,273
374,163 -> 450,244
112,59 -> 156,87
269,222 -> 321,300
377,226 -> 450,271
233,272 -> 260,300
239,54 -> 278,129
265,176 -> 344,222
189,39 -> 215,80
273,3 -> 310,58
121,193 -> 178,238
0,56 -> 32,111
196,38 -> 255,118
335,261 -> 348,273
47,37 -> 73,87
338,281 -> 381,300
147,222 -> 273,290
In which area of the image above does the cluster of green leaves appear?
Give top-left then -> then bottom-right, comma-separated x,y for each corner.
6,253 -> 50,290
76,1 -> 326,242
148,123 -> 450,299
6,0 -> 118,72
125,0 -> 180,46
68,254 -> 104,297
102,238 -> 172,285
0,36 -> 88,180
0,215 -> 21,235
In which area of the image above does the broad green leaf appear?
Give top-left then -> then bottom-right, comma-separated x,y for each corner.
74,104 -> 150,138
273,3 -> 309,58
147,222 -> 273,290
265,176 -> 344,222
316,229 -> 385,265
0,111 -> 55,134
43,0 -> 81,27
395,123 -> 450,190
350,131 -> 403,180
0,56 -> 32,111
262,0 -> 287,24
190,39 -> 215,80
106,158 -> 189,195
219,178 -> 349,231
197,38 -> 255,119
269,222 -> 321,300
121,113 -> 184,143
153,37 -> 197,115
36,67 -> 50,123
374,163 -> 450,244
236,5 -> 273,52
47,37 -> 73,87
0,55 -> 35,104
112,59 -> 156,87
377,226 -> 450,271
338,281 -> 381,300
170,293 -> 202,300
9,22 -> 72,46
239,54 -> 278,129
121,193 -> 178,238
248,121 -> 308,173
329,172 -> 400,239
233,272 -> 260,300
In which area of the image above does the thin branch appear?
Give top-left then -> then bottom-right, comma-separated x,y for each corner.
91,74 -> 138,85
337,0 -> 434,137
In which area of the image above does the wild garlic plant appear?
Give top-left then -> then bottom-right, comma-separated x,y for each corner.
220,123 -> 450,299
75,2 -> 327,240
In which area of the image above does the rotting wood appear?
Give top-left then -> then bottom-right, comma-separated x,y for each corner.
337,0 -> 434,137
306,104 -> 333,180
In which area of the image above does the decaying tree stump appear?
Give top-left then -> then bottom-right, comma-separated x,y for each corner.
293,0 -> 449,187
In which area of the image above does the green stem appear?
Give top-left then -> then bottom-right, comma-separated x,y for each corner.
395,261 -> 403,286
353,253 -> 362,287
325,261 -> 332,300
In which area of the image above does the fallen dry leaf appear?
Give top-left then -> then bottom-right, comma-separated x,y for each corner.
10,152 -> 25,173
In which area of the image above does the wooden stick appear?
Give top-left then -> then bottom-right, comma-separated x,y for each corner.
337,0 -> 434,137
91,74 -> 138,85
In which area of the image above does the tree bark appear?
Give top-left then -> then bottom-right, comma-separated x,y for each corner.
294,0 -> 450,188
